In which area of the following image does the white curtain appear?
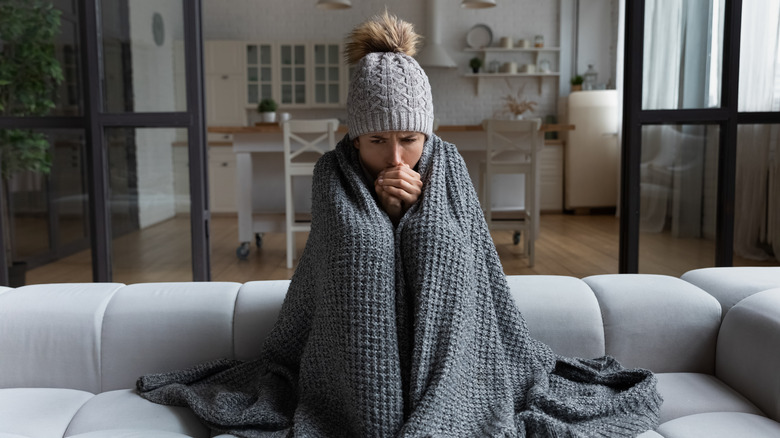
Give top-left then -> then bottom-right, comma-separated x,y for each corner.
734,0 -> 780,262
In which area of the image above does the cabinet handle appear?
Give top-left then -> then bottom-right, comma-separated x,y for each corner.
222,75 -> 228,80
221,162 -> 229,167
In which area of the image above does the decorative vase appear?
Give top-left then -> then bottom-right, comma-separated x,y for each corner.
514,114 -> 524,120
261,112 -> 277,123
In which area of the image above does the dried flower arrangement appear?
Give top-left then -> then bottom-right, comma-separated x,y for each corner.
502,82 -> 538,118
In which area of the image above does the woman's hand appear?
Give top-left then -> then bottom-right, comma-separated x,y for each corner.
375,164 -> 422,225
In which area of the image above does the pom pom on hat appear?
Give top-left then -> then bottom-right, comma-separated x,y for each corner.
345,11 -> 434,140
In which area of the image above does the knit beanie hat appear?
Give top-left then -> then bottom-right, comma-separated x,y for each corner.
345,12 -> 434,140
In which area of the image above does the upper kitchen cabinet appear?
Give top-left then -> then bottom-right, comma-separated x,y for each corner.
312,43 -> 343,106
246,43 -> 273,106
279,43 -> 307,106
204,41 -> 246,126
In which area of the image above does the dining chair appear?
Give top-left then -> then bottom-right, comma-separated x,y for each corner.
479,118 -> 543,267
283,118 -> 339,268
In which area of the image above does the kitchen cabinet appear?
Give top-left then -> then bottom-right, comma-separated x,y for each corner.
205,41 -> 246,126
208,147 -> 238,214
245,43 -> 274,106
463,47 -> 560,95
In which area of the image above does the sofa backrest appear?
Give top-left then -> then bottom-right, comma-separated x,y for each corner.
0,274 -> 724,394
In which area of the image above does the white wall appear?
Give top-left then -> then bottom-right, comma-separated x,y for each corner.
202,0 -> 583,125
128,0 -> 184,228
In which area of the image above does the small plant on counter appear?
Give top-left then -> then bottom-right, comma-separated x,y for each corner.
469,57 -> 483,74
570,75 -> 584,91
502,82 -> 537,119
257,98 -> 278,123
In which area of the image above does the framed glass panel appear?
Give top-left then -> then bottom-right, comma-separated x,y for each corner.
248,67 -> 258,82
105,127 -> 192,282
328,45 -> 339,64
100,0 -> 186,112
329,84 -> 339,103
294,45 -> 305,64
733,124 -> 780,266
246,43 -> 272,106
315,45 -> 326,64
260,45 -> 271,64
638,124 -> 720,275
8,129 -> 92,285
248,84 -> 258,104
247,45 -> 258,64
642,0 -> 723,110
738,0 -> 780,112
282,84 -> 292,104
312,43 -> 341,105
295,67 -> 305,82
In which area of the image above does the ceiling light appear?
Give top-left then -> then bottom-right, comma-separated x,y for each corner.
317,0 -> 352,9
461,0 -> 497,8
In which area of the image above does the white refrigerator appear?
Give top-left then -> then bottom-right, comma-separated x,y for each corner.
565,90 -> 619,210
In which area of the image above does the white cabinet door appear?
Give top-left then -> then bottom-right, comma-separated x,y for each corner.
208,147 -> 237,213
205,73 -> 246,126
204,41 -> 243,74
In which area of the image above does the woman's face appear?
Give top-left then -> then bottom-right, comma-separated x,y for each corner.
353,131 -> 425,179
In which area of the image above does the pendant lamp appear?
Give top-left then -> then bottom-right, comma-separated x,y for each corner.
317,0 -> 352,9
461,0 -> 497,8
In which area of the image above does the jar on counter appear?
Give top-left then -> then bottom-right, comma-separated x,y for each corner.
534,35 -> 544,48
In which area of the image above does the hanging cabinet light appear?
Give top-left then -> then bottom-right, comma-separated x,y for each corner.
316,0 -> 352,9
461,0 -> 497,8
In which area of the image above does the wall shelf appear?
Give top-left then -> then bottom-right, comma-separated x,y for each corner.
464,47 -> 561,95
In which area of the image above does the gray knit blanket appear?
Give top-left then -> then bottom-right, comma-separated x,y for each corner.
137,134 -> 662,437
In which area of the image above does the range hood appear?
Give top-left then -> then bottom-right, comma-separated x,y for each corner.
416,0 -> 457,68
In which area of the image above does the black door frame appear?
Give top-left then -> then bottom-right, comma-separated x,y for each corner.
0,0 -> 210,284
619,0 -> 780,272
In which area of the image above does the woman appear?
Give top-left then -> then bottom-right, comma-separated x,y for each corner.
138,12 -> 661,437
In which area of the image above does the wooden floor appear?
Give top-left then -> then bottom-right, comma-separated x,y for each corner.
25,213 -> 778,285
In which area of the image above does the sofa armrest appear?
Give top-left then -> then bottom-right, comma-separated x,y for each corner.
716,288 -> 780,423
682,267 -> 780,318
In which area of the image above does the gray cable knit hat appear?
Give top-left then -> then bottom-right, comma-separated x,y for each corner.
345,12 -> 434,140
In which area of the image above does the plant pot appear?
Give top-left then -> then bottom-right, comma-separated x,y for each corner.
472,67 -> 480,74
571,84 -> 582,92
8,261 -> 27,287
261,112 -> 277,123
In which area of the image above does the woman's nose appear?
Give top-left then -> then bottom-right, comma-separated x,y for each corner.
388,142 -> 403,166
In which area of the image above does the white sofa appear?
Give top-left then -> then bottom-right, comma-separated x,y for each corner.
1,267 -> 779,438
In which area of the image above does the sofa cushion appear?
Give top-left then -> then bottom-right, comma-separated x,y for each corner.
583,274 -> 721,373
657,412 -> 780,437
100,282 -> 242,391
716,289 -> 780,423
655,373 -> 763,423
0,388 -> 93,438
233,280 -> 290,360
506,275 -> 605,359
64,389 -> 209,438
682,267 -> 780,317
0,283 -> 123,392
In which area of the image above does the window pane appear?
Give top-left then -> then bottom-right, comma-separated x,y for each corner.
329,84 -> 339,103
261,84 -> 272,101
247,45 -> 258,64
247,67 -> 258,82
8,129 -> 92,286
282,84 -> 292,104
100,0 -> 186,112
639,125 -> 720,275
282,67 -> 291,82
260,45 -> 271,64
328,45 -> 339,64
261,67 -> 272,81
315,45 -> 325,64
738,0 -> 780,112
642,0 -> 723,109
281,45 -> 291,65
295,84 -> 305,103
248,84 -> 258,104
106,127 -> 192,282
294,45 -> 305,65
315,84 -> 326,103
316,67 -> 326,81
329,67 -> 339,81
733,124 -> 780,266
295,67 -> 305,82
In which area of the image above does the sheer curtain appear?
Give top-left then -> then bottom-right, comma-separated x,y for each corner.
734,0 -> 780,262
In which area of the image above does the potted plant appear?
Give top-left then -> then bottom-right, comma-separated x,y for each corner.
502,82 -> 537,119
0,0 -> 62,286
570,75 -> 584,92
257,98 -> 278,123
469,57 -> 483,74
